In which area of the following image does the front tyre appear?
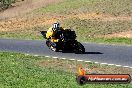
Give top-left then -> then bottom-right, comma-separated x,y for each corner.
50,42 -> 59,52
46,40 -> 59,52
46,40 -> 51,47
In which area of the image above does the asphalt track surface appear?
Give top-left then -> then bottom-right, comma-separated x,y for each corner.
0,39 -> 132,67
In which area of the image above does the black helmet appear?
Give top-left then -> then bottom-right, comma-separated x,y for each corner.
53,22 -> 60,30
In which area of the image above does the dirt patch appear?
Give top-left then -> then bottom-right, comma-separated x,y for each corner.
0,0 -> 61,20
0,14 -> 64,31
74,13 -> 132,21
101,31 -> 132,38
37,59 -> 78,74
37,59 -> 132,77
0,12 -> 132,32
0,0 -> 132,32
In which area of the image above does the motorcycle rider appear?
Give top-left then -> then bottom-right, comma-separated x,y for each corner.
43,22 -> 85,53
46,22 -> 65,43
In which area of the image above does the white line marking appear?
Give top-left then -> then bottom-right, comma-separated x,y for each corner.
115,65 -> 122,67
77,60 -> 83,62
129,67 -> 132,69
34,55 -> 39,56
32,54 -> 132,69
11,55 -> 13,56
52,57 -> 58,59
61,58 -> 66,60
45,56 -> 50,58
94,62 -> 99,64
69,59 -> 75,61
108,64 -> 114,66
100,63 -> 107,65
84,61 -> 91,63
123,66 -> 130,68
26,54 -> 29,56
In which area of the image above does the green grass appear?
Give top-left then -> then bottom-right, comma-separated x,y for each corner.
0,52 -> 132,88
83,37 -> 132,45
35,0 -> 91,14
0,26 -> 45,40
35,0 -> 132,15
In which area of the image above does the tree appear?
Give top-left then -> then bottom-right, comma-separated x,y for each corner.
0,0 -> 13,10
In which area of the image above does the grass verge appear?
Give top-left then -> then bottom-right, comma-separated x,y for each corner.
0,52 -> 132,88
84,37 -> 132,45
35,0 -> 132,16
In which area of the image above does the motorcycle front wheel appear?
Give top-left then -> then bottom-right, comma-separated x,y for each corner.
46,40 -> 59,52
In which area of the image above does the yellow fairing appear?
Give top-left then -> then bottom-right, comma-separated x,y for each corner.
46,27 -> 65,43
46,27 -> 54,39
46,27 -> 59,42
51,39 -> 59,42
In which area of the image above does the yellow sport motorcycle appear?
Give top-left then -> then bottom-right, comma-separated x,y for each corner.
40,29 -> 85,54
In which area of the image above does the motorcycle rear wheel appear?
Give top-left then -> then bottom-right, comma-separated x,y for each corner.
75,42 -> 85,54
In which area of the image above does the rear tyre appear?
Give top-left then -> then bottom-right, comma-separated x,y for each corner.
75,42 -> 85,54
